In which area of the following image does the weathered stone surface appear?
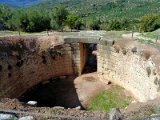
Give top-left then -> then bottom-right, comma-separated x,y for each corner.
27,101 -> 37,106
19,116 -> 34,120
97,40 -> 160,102
150,114 -> 160,120
109,108 -> 122,120
0,113 -> 18,120
1,34 -> 160,104
0,36 -> 80,98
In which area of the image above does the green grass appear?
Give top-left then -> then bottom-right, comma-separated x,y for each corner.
142,29 -> 160,40
87,86 -> 132,112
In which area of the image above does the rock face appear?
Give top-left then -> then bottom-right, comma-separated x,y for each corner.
0,36 -> 81,98
1,34 -> 160,103
109,108 -> 121,120
0,113 -> 18,120
19,116 -> 34,120
97,39 -> 160,102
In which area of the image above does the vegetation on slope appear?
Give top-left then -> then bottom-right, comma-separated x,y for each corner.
87,85 -> 132,112
34,0 -> 160,20
0,0 -> 160,33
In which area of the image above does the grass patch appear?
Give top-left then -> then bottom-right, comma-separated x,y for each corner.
141,29 -> 160,40
87,85 -> 132,112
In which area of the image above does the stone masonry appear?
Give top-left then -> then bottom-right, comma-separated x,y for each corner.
1,34 -> 160,103
97,40 -> 160,102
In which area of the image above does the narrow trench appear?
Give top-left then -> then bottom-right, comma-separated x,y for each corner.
19,43 -> 97,109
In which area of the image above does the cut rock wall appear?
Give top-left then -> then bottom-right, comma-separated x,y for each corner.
1,35 -> 160,103
97,40 -> 160,102
0,36 -> 81,98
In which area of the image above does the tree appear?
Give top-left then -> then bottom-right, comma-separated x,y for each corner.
26,9 -> 50,32
7,9 -> 25,35
66,14 -> 78,31
140,14 -> 160,32
0,4 -> 12,30
75,19 -> 85,30
50,5 -> 68,31
88,19 -> 101,30
107,19 -> 123,30
50,19 -> 59,30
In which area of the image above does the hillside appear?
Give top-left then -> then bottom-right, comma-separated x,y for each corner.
0,0 -> 45,7
34,0 -> 160,20
0,0 -> 160,20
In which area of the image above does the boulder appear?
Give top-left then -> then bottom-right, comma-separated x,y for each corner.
27,101 -> 37,106
0,113 -> 18,120
19,116 -> 35,120
150,114 -> 160,120
109,108 -> 122,120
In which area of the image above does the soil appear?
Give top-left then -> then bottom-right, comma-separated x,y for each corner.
0,98 -> 107,120
74,72 -> 106,108
122,98 -> 160,119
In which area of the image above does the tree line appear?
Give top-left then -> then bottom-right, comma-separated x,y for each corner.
0,4 -> 160,33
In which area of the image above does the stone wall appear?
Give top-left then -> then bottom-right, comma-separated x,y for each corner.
0,36 -> 81,98
97,40 -> 160,102
2,35 -> 160,103
69,43 -> 81,75
80,43 -> 87,74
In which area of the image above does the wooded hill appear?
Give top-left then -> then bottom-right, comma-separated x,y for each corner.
34,0 -> 160,20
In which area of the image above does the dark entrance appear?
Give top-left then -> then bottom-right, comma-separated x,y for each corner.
82,43 -> 97,74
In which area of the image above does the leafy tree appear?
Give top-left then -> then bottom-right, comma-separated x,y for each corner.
75,19 -> 85,30
140,14 -> 160,32
50,19 -> 59,30
0,4 -> 12,30
66,14 -> 78,31
106,19 -> 123,30
50,5 -> 68,31
7,8 -> 51,33
7,9 -> 25,35
154,16 -> 160,30
26,9 -> 50,32
88,19 -> 101,30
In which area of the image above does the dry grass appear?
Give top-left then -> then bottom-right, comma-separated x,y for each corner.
113,38 -> 133,49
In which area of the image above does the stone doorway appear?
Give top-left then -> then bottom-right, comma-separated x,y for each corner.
80,43 -> 97,74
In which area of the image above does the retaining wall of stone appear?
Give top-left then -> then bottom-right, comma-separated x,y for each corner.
97,40 -> 160,102
1,35 -> 160,102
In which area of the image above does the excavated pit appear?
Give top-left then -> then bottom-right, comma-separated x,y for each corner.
17,43 -> 98,109
2,34 -> 160,119
18,75 -> 84,108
